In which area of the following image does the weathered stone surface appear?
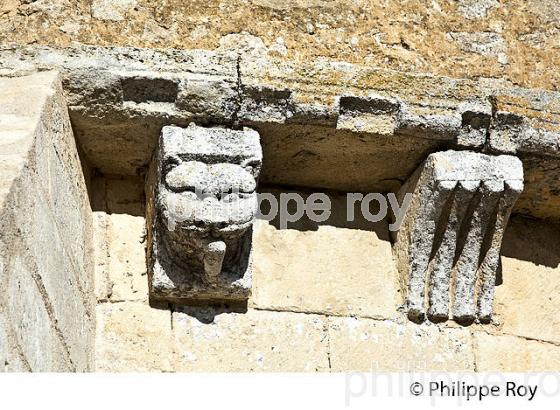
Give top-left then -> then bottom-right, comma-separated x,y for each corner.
91,175 -> 146,215
252,215 -> 400,319
93,212 -> 111,302
91,183 -> 560,372
5,253 -> 73,372
514,155 -> 560,221
393,150 -> 523,323
146,124 -> 262,303
0,71 -> 94,371
94,212 -> 148,303
487,90 -> 560,158
96,302 -> 174,372
328,317 -> 475,371
96,302 -> 329,372
0,310 -> 28,371
2,2 -> 560,375
172,307 -> 329,372
0,74 -> 47,208
256,123 -> 448,194
0,45 -> 239,176
239,55 -> 492,147
105,176 -> 145,216
474,332 -> 560,371
91,0 -> 138,21
1,45 -> 559,222
1,1 -> 560,92
494,217 -> 560,345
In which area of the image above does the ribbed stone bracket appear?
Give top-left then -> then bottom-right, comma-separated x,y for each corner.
393,150 -> 523,323
146,123 -> 262,304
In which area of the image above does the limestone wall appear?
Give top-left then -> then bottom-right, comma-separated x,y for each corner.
93,177 -> 560,372
1,0 -> 559,92
1,1 -> 559,373
2,45 -> 559,223
0,72 -> 95,371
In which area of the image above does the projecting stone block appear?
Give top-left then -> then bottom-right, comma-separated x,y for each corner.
146,123 -> 262,303
393,150 -> 523,323
0,71 -> 94,371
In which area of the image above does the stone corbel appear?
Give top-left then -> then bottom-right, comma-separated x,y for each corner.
393,150 -> 523,323
146,123 -> 262,304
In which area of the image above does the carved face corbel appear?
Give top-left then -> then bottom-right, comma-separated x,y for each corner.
146,123 -> 262,303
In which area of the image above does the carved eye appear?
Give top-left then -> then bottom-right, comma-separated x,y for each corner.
242,159 -> 261,174
163,157 -> 180,175
165,161 -> 208,193
209,165 -> 256,195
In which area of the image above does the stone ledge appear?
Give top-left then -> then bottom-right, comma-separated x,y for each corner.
0,45 -> 559,160
2,45 -> 559,222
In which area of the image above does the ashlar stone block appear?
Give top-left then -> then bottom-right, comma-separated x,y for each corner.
393,150 -> 523,323
146,123 -> 262,303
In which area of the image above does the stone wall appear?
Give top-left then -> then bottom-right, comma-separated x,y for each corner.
93,177 -> 560,372
1,0 -> 559,91
2,45 -> 559,223
0,71 -> 95,371
1,2 -> 559,373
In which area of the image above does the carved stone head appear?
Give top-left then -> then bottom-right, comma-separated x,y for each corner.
147,123 -> 262,303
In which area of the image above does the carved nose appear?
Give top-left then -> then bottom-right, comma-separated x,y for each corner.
203,240 -> 226,280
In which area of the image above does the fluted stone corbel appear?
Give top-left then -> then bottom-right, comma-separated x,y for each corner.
393,150 -> 523,323
146,123 -> 262,304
